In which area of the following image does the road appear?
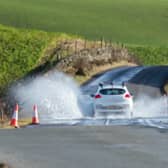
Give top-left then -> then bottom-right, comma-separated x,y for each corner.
0,126 -> 168,168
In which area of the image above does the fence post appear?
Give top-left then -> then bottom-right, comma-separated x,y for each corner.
75,40 -> 77,53
84,39 -> 87,49
100,37 -> 103,48
105,40 -> 107,48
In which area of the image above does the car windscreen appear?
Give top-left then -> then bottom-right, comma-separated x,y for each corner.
99,88 -> 126,95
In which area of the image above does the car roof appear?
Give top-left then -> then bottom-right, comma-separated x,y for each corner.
99,84 -> 126,89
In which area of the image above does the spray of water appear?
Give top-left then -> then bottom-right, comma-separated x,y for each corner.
9,70 -> 168,127
10,71 -> 83,123
133,94 -> 168,118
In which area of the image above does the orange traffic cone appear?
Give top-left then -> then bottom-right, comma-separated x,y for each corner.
32,105 -> 40,125
10,104 -> 19,128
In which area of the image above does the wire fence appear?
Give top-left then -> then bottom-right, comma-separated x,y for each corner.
53,37 -> 126,62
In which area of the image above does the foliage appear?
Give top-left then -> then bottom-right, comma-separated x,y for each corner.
128,45 -> 168,65
0,25 -> 74,94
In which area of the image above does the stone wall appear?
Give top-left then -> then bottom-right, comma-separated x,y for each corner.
55,47 -> 136,76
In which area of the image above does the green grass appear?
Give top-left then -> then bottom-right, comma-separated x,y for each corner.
128,45 -> 168,65
0,0 -> 168,46
0,24 -> 75,95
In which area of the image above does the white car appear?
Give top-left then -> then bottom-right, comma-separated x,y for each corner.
93,83 -> 133,117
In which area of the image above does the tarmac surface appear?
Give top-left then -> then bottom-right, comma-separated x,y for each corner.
0,126 -> 168,168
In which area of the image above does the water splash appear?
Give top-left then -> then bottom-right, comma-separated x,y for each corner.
133,94 -> 168,118
11,71 -> 83,122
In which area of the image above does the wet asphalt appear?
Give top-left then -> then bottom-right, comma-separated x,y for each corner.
0,126 -> 168,168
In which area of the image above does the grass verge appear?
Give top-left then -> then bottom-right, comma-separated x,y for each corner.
0,118 -> 32,129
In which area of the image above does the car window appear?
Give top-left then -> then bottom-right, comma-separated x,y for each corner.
99,88 -> 126,95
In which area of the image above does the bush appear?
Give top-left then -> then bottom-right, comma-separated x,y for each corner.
127,45 -> 168,65
0,25 -> 53,94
